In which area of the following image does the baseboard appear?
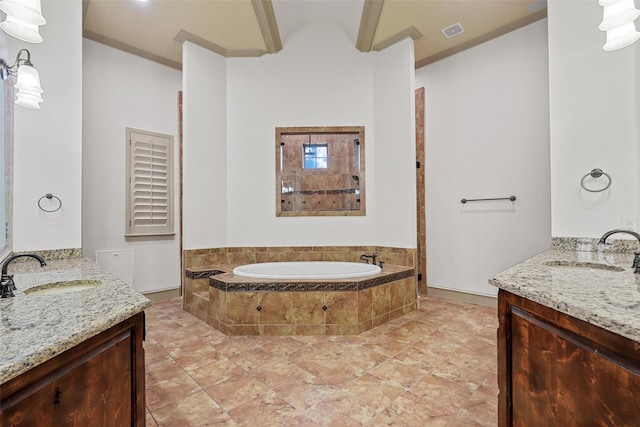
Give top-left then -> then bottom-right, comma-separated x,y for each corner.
428,287 -> 497,308
142,288 -> 181,302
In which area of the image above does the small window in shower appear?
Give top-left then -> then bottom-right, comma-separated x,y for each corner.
303,143 -> 328,169
276,126 -> 365,217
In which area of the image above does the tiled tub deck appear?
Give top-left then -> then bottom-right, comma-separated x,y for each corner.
184,264 -> 416,335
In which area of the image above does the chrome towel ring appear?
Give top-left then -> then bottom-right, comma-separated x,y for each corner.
580,168 -> 612,193
38,193 -> 62,213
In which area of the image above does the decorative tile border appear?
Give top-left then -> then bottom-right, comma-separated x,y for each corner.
185,269 -> 225,279
207,267 -> 414,292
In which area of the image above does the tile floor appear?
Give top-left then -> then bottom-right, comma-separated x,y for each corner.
144,296 -> 498,426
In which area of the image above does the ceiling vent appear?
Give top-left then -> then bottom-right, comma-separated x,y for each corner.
441,22 -> 465,39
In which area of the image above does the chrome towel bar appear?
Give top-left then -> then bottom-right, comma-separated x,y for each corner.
461,196 -> 516,204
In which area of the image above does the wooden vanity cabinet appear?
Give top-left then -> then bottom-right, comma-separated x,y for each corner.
0,312 -> 145,427
498,290 -> 640,427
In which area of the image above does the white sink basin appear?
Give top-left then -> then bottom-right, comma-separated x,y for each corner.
24,280 -> 101,295
543,261 -> 625,272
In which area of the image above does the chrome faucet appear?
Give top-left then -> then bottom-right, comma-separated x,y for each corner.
0,254 -> 47,298
360,253 -> 378,265
598,229 -> 640,273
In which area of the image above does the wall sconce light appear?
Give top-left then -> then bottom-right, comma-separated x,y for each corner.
0,0 -> 45,43
600,0 -> 640,51
1,48 -> 43,109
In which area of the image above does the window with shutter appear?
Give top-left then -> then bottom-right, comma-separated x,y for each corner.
125,128 -> 174,237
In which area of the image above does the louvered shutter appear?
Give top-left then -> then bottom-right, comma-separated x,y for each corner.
126,128 -> 174,237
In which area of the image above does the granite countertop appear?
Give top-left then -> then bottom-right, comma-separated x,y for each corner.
0,258 -> 151,384
490,249 -> 640,343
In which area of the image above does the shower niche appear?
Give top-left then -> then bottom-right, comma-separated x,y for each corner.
276,126 -> 365,217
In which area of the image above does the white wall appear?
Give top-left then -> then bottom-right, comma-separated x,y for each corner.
416,20 -> 551,296
82,39 -> 182,293
8,0 -> 82,251
225,22 -> 375,247
182,21 -> 416,249
373,38 -> 416,247
549,0 -> 640,237
182,41 -> 227,250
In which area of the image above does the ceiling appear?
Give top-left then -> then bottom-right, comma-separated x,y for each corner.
82,0 -> 547,71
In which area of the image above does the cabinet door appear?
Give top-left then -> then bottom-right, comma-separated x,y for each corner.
1,313 -> 145,427
499,291 -> 640,427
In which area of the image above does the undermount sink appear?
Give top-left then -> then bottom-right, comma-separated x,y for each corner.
543,261 -> 625,272
24,280 -> 101,296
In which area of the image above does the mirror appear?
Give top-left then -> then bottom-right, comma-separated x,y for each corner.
276,126 -> 365,217
0,35 -> 12,261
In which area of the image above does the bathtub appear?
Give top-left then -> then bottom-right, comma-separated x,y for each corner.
232,261 -> 382,280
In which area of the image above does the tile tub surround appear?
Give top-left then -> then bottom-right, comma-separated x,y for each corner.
0,258 -> 151,384
184,246 -> 416,273
489,249 -> 640,342
184,264 -> 416,335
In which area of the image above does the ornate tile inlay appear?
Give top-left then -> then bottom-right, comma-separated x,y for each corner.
205,266 -> 414,292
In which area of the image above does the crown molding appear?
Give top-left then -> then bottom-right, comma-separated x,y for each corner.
83,30 -> 182,70
174,30 -> 267,58
372,26 -> 422,52
415,8 -> 547,69
252,0 -> 282,53
356,0 -> 384,52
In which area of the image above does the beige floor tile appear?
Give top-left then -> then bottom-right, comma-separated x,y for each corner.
408,374 -> 477,417
343,373 -> 405,413
209,336 -> 261,358
247,356 -> 316,388
228,347 -> 275,371
367,391 -> 439,426
303,398 -> 375,425
145,371 -> 202,412
247,335 -> 310,357
151,390 -> 234,426
187,357 -> 246,389
273,382 -> 342,410
166,340 -> 221,371
145,408 -> 158,427
362,333 -> 413,357
226,390 -> 298,425
204,372 -> 272,412
368,357 -> 429,388
145,296 -> 499,426
145,355 -> 184,387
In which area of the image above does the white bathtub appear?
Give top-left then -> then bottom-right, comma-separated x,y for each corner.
232,261 -> 382,280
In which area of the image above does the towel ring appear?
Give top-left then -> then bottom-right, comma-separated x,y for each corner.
38,193 -> 62,213
580,168 -> 612,193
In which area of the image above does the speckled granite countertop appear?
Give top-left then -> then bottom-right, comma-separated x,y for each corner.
490,249 -> 640,343
0,258 -> 150,384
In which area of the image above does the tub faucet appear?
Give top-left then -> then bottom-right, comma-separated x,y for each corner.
0,254 -> 47,298
360,253 -> 378,265
598,229 -> 640,273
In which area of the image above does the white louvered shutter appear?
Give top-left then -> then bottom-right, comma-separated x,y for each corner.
126,128 -> 174,237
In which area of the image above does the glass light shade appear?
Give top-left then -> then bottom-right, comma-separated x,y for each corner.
0,0 -> 45,25
14,64 -> 43,93
600,0 -> 640,30
16,90 -> 42,102
604,22 -> 640,50
15,95 -> 41,109
0,14 -> 42,43
15,84 -> 43,109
